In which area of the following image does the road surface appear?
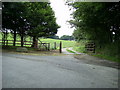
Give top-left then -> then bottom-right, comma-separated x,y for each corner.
2,52 -> 118,88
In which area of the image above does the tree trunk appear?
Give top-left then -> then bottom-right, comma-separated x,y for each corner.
3,32 -> 5,45
21,35 -> 24,47
109,31 -> 113,43
5,30 -> 8,45
31,36 -> 38,48
13,30 -> 16,46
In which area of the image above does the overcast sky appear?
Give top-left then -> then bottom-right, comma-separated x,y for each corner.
50,0 -> 75,37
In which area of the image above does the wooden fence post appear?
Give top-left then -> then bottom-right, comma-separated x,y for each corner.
93,43 -> 95,53
59,41 -> 62,53
6,40 -> 8,46
48,43 -> 50,51
54,42 -> 56,49
3,39 -> 5,46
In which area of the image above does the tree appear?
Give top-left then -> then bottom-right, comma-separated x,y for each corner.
2,2 -> 60,48
26,2 -> 60,48
68,2 -> 120,45
68,2 -> 120,59
73,27 -> 87,41
2,2 -> 28,46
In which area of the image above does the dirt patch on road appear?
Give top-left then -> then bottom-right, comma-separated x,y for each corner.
74,54 -> 119,69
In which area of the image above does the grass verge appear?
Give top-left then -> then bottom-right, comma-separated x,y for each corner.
66,49 -> 76,53
1,45 -> 65,56
92,54 -> 120,63
73,41 -> 119,63
73,41 -> 86,53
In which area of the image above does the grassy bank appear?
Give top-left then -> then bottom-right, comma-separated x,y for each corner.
66,49 -> 76,53
73,40 -> 120,63
94,43 -> 120,63
92,54 -> 119,63
73,40 -> 87,53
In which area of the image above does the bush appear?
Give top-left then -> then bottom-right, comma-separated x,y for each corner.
96,43 -> 119,57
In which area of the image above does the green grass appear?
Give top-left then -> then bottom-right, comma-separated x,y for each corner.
66,49 -> 76,53
73,40 -> 87,53
94,43 -> 120,63
73,40 -> 119,63
92,54 -> 120,63
40,38 -> 75,49
0,33 -> 75,49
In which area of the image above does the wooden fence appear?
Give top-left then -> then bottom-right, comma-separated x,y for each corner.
0,39 -> 32,46
53,41 -> 62,53
85,42 -> 95,53
0,39 -> 62,52
0,39 -> 50,51
39,42 -> 50,51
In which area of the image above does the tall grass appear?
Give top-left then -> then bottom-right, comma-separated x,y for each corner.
95,42 -> 120,62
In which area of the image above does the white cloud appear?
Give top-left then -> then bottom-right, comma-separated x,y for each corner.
50,0 -> 75,37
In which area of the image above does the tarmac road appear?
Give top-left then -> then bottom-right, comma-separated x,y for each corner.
2,52 -> 118,88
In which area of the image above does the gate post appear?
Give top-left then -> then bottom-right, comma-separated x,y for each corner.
59,41 -> 62,53
6,40 -> 8,46
48,43 -> 50,51
54,42 -> 56,49
93,43 -> 95,53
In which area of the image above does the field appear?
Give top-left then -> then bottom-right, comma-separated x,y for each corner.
0,33 -> 75,49
40,38 -> 75,49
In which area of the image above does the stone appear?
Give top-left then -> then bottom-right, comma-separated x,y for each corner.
16,47 -> 28,52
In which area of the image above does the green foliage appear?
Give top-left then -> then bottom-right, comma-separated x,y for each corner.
26,2 -> 60,38
73,40 -> 87,53
73,28 -> 87,41
2,2 -> 60,47
95,43 -> 120,60
68,2 -> 120,61
69,2 -> 120,44
2,2 -> 27,31
60,35 -> 74,40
